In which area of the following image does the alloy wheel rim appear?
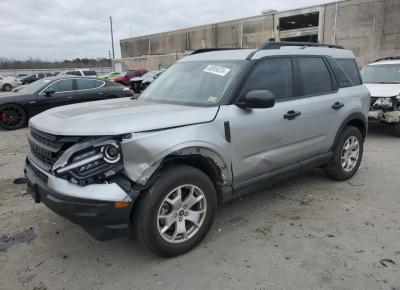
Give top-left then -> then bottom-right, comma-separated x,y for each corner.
157,184 -> 207,244
341,136 -> 360,172
0,107 -> 23,127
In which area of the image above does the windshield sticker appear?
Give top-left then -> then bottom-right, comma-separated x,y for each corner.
208,96 -> 219,103
203,65 -> 231,77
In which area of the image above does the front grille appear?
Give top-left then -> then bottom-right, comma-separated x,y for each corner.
28,127 -> 81,172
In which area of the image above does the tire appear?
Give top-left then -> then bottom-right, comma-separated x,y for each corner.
132,165 -> 217,257
2,84 -> 12,91
394,122 -> 400,137
325,126 -> 364,181
0,104 -> 28,130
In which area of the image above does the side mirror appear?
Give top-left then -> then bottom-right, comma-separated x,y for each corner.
44,89 -> 55,96
236,90 -> 275,109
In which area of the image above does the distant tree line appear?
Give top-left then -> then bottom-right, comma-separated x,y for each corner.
0,57 -> 112,69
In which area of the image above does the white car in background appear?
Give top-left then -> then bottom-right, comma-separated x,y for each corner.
361,57 -> 400,135
0,75 -> 21,91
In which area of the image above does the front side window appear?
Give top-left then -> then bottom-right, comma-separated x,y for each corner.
46,79 -> 73,92
66,71 -> 81,76
296,57 -> 333,96
76,79 -> 104,90
83,71 -> 97,76
139,61 -> 244,106
241,58 -> 293,100
361,64 -> 400,84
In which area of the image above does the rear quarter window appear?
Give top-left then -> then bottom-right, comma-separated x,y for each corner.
336,59 -> 362,85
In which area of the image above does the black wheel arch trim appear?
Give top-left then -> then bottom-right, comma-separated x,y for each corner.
330,112 -> 368,152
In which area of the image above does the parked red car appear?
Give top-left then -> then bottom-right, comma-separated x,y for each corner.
111,69 -> 147,86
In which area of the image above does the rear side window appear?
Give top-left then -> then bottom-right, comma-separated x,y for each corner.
296,57 -> 334,96
327,58 -> 352,88
242,58 -> 293,100
46,79 -> 73,92
76,79 -> 104,90
83,71 -> 97,76
337,59 -> 362,85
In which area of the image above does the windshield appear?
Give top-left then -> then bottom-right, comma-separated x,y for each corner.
139,61 -> 244,106
17,79 -> 51,94
361,64 -> 400,84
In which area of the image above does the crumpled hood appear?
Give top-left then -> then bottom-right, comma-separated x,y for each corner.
29,98 -> 219,136
364,83 -> 400,97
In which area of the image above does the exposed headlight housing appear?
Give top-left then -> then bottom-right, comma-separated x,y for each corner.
374,97 -> 393,107
54,139 -> 124,185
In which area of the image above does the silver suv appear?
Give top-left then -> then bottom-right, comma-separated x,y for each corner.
25,42 -> 370,257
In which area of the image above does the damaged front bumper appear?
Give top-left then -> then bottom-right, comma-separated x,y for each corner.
24,159 -> 139,240
368,110 -> 400,123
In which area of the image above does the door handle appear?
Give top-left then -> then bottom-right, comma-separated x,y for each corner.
98,92 -> 105,95
66,96 -> 73,99
284,110 -> 301,120
332,102 -> 344,110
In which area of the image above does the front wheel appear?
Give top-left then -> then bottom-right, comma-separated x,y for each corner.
132,165 -> 217,257
325,126 -> 364,181
0,104 -> 28,130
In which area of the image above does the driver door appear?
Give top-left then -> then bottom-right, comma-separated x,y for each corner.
229,57 -> 307,184
34,79 -> 76,114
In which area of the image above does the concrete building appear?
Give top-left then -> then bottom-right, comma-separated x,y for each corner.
113,0 -> 400,71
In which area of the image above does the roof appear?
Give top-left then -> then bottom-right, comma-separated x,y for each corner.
369,59 -> 400,66
180,45 -> 355,62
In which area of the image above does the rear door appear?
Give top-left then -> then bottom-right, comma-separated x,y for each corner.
292,56 -> 341,159
74,78 -> 107,102
229,57 -> 308,183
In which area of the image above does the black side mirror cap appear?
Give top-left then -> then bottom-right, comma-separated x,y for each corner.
236,90 -> 275,109
44,89 -> 56,96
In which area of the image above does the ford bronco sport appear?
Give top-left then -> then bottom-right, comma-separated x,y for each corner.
25,42 -> 370,257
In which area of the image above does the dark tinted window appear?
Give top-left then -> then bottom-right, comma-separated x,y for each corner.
297,57 -> 333,96
47,79 -> 73,92
83,71 -> 97,76
242,58 -> 293,100
66,71 -> 82,76
37,73 -> 45,78
76,79 -> 104,90
337,59 -> 362,85
327,58 -> 352,88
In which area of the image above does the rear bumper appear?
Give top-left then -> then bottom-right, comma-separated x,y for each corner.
25,161 -> 138,240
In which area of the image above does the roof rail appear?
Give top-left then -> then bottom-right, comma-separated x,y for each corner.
259,41 -> 344,50
191,48 -> 244,55
374,56 -> 400,62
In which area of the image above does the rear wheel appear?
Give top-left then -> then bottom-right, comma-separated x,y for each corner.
132,165 -> 217,257
2,84 -> 12,91
325,126 -> 363,181
0,104 -> 28,130
394,122 -> 400,137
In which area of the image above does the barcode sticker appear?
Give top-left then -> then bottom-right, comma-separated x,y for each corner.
203,65 -> 231,76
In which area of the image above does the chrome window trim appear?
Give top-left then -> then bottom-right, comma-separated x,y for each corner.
39,78 -> 105,95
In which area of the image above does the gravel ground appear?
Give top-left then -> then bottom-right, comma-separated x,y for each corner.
0,123 -> 399,290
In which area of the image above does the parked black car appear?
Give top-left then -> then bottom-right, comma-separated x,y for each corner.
0,76 -> 133,130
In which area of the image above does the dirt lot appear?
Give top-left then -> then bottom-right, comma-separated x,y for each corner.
0,123 -> 399,290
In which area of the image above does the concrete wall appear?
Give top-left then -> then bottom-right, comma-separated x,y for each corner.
115,0 -> 400,70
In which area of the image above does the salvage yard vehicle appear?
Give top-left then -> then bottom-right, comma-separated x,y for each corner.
111,69 -> 147,86
130,70 -> 163,93
361,57 -> 400,136
24,42 -> 369,257
0,75 -> 21,91
58,70 -> 98,77
0,76 -> 133,130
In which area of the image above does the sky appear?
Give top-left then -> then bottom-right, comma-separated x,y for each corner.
0,0 -> 330,60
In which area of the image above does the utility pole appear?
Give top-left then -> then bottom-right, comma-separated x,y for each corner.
109,16 -> 115,59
